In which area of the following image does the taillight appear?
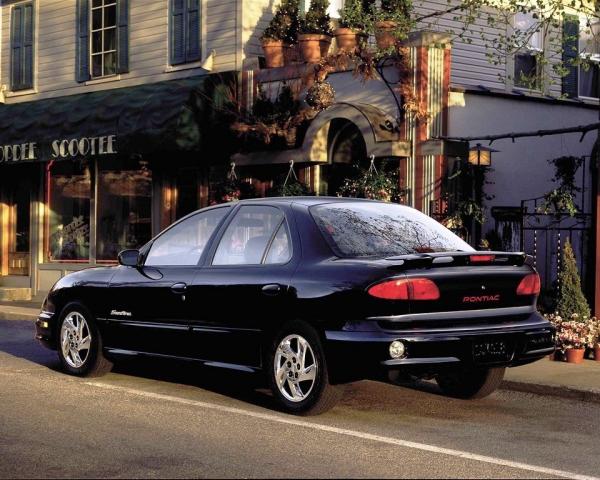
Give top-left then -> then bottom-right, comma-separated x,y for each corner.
470,255 -> 496,263
517,273 -> 541,295
368,278 -> 440,301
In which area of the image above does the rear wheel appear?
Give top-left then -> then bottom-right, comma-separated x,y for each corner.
57,302 -> 113,377
436,367 -> 505,399
268,321 -> 342,415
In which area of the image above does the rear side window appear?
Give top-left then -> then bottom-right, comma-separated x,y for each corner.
145,208 -> 229,266
311,202 -> 474,258
212,206 -> 290,266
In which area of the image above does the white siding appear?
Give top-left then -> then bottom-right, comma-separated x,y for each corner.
242,0 -> 276,61
1,0 -> 241,103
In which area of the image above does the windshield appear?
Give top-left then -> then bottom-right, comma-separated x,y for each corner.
310,202 -> 474,258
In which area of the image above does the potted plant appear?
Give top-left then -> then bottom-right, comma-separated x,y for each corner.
553,316 -> 593,364
261,0 -> 300,68
374,0 -> 412,50
298,0 -> 333,63
337,158 -> 403,202
335,0 -> 369,53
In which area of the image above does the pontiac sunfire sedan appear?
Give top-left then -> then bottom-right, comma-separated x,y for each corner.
36,198 -> 555,415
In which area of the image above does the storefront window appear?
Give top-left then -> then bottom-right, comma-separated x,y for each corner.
47,161 -> 91,261
96,157 -> 152,261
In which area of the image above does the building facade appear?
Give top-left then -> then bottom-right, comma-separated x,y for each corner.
0,0 -> 598,312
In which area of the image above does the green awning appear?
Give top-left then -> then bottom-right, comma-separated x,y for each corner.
0,73 -> 234,163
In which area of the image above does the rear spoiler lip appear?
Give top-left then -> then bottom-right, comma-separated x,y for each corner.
384,251 -> 529,268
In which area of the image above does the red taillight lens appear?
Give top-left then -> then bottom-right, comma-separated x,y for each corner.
516,273 -> 541,296
470,255 -> 496,263
368,278 -> 440,301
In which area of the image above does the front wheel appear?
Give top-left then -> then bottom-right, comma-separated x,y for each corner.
436,367 -> 505,399
57,302 -> 113,377
268,321 -> 342,415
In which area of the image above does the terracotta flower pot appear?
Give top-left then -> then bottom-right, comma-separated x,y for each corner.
566,347 -> 585,364
334,27 -> 364,52
594,345 -> 600,362
298,34 -> 332,63
375,20 -> 397,49
284,43 -> 299,65
261,39 -> 285,68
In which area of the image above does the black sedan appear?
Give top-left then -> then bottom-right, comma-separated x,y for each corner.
36,198 -> 554,415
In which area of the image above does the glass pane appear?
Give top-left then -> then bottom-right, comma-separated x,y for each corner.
92,31 -> 102,54
146,208 -> 229,266
265,223 -> 291,264
514,53 -> 537,87
104,52 -> 116,75
92,0 -> 103,8
104,27 -> 116,51
92,8 -> 102,30
580,64 -> 599,98
310,203 -> 474,258
213,206 -> 284,266
92,54 -> 102,77
104,5 -> 117,28
48,161 -> 91,261
97,158 -> 153,261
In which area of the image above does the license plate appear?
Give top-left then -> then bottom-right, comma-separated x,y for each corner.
473,339 -> 510,363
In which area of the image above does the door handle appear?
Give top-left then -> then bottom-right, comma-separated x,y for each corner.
262,284 -> 282,296
171,282 -> 187,295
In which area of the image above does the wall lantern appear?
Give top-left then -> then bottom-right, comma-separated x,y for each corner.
468,143 -> 498,167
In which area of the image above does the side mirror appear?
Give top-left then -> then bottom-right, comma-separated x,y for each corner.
118,249 -> 140,267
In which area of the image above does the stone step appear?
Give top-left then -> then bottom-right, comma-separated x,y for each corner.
0,288 -> 32,302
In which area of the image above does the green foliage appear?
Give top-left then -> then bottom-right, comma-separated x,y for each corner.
448,199 -> 486,227
555,240 -> 591,320
338,0 -> 371,31
270,178 -> 313,197
252,84 -> 300,123
379,0 -> 412,20
538,156 -> 583,217
299,0 -> 333,35
261,0 -> 300,43
337,161 -> 403,202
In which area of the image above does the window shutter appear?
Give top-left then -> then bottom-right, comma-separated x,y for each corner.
76,0 -> 90,82
171,0 -> 186,64
10,6 -> 23,90
117,0 -> 129,74
22,3 -> 34,89
562,15 -> 579,98
187,0 -> 201,62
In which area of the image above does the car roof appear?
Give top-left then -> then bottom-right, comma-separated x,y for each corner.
233,196 -> 395,207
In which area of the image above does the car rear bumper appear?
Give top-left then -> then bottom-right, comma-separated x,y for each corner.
324,310 -> 555,374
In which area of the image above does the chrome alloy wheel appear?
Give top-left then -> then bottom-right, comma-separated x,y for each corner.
60,311 -> 92,369
274,334 -> 318,403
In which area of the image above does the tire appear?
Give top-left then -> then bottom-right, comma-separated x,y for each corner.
436,367 -> 505,399
268,320 -> 343,415
57,302 -> 113,377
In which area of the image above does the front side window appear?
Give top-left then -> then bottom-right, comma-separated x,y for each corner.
10,2 -> 34,91
91,0 -> 117,77
47,161 -> 92,262
145,208 -> 229,266
212,206 -> 287,266
579,19 -> 600,98
96,157 -> 153,261
311,203 -> 474,258
514,12 -> 543,89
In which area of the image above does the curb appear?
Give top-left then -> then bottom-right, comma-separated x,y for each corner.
0,310 -> 38,321
501,380 -> 600,404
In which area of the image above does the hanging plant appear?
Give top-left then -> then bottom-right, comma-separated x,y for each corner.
212,163 -> 256,204
538,156 -> 584,217
337,156 -> 402,202
445,199 -> 486,228
269,160 -> 313,197
306,80 -> 335,111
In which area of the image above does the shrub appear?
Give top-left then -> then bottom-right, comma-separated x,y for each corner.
555,240 -> 591,320
299,0 -> 333,35
338,0 -> 370,31
261,0 -> 300,44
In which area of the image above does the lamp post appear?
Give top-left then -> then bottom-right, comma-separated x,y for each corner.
468,143 -> 498,247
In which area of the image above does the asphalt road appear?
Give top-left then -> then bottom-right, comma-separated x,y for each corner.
1,319 -> 599,479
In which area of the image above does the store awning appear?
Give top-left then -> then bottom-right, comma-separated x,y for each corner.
0,73 -> 234,164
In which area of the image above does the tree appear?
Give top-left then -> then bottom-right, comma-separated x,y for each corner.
556,240 -> 591,319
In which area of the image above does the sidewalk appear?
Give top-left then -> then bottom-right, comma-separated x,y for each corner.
1,301 -> 599,403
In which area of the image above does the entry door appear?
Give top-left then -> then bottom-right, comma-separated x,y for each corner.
2,176 -> 31,276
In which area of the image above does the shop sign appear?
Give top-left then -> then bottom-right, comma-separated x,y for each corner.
0,134 -> 117,163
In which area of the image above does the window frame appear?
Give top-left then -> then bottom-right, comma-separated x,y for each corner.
208,204 -> 295,268
578,18 -> 600,100
512,11 -> 544,91
142,206 -> 231,268
89,0 -> 118,79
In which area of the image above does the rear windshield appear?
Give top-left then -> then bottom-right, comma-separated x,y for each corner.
310,202 -> 474,258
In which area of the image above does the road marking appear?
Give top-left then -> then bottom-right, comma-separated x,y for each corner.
86,381 -> 597,480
